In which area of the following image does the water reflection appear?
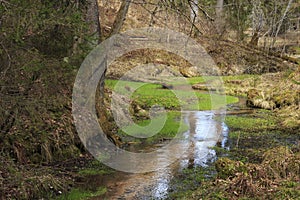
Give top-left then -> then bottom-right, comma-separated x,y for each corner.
179,111 -> 229,169
109,111 -> 229,199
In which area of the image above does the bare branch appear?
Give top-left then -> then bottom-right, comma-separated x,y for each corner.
189,0 -> 214,22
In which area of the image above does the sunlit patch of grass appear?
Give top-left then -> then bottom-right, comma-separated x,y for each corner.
189,93 -> 238,110
105,79 -> 238,111
225,114 -> 276,131
56,187 -> 106,200
187,76 -> 206,84
119,111 -> 189,140
134,84 -> 182,109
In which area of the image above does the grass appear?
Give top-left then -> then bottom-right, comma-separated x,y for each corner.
78,160 -> 113,176
56,187 -> 106,200
57,160 -> 112,200
222,74 -> 259,81
225,112 -> 277,131
183,75 -> 258,85
223,111 -> 298,164
78,169 -> 110,176
105,79 -> 239,111
119,111 -> 189,141
105,78 -> 238,143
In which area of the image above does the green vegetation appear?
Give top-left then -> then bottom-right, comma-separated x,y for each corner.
173,110 -> 300,200
57,187 -> 107,200
1,0 -> 298,198
225,112 -> 276,131
119,111 -> 189,142
105,79 -> 239,111
223,111 -> 297,163
186,145 -> 300,200
105,78 -> 238,143
0,0 -> 95,198
78,160 -> 113,176
78,168 -> 110,176
169,166 -> 215,199
186,76 -> 206,84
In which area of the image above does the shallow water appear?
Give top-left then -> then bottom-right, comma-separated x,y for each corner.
104,110 -> 229,199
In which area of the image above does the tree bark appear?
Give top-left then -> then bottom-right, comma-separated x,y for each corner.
190,0 -> 198,23
96,0 -> 131,147
86,0 -> 101,44
272,0 -> 294,47
109,0 -> 131,36
215,0 -> 225,34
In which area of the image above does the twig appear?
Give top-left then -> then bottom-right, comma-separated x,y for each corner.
190,0 -> 214,22
138,3 -> 169,28
188,0 -> 197,36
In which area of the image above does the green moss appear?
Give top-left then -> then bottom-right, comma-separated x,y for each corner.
56,187 -> 106,200
119,111 -> 189,141
105,79 -> 238,111
225,114 -> 276,131
215,157 -> 247,179
169,166 -> 214,199
78,169 -> 110,176
79,160 -> 113,176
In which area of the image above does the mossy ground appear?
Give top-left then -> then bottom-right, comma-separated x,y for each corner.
105,79 -> 239,111
56,187 -> 107,200
169,110 -> 300,199
118,111 -> 189,144
105,78 -> 238,144
104,76 -> 299,200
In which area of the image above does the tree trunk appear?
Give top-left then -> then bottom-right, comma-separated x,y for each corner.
215,0 -> 225,35
96,0 -> 131,147
99,0 -> 131,98
271,0 -> 294,48
249,31 -> 259,46
86,0 -> 101,44
109,0 -> 131,36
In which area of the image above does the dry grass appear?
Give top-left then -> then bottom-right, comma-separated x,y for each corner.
213,146 -> 300,199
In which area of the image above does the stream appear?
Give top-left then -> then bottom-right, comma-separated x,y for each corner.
101,110 -> 233,200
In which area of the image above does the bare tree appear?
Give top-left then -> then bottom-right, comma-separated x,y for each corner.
250,0 -> 295,49
271,0 -> 294,47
